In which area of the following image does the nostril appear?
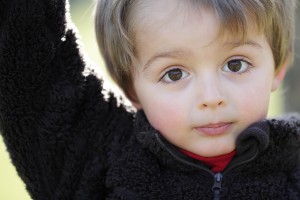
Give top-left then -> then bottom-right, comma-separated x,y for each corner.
200,101 -> 224,109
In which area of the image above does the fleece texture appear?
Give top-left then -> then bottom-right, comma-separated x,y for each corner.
0,0 -> 299,199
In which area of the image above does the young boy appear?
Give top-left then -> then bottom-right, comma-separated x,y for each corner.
0,0 -> 299,199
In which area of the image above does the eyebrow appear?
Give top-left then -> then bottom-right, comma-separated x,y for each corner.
143,40 -> 262,71
223,40 -> 263,49
143,50 -> 189,71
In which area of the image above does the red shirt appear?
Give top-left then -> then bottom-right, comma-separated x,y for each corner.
181,149 -> 236,173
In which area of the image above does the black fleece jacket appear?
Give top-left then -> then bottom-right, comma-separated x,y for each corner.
0,0 -> 299,199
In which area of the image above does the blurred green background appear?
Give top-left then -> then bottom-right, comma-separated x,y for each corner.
0,0 -> 299,199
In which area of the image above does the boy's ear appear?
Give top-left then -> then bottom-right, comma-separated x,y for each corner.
271,60 -> 289,91
126,88 -> 142,110
132,101 -> 142,110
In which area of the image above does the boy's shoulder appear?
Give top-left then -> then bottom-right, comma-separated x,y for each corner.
267,113 -> 300,147
266,113 -> 300,168
268,113 -> 300,136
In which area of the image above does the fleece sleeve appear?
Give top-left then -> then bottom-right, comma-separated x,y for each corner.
0,0 -> 133,199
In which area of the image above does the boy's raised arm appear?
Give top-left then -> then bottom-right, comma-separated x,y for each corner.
0,0 -> 83,197
0,0 -> 133,199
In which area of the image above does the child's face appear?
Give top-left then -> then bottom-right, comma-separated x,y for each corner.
131,0 -> 283,157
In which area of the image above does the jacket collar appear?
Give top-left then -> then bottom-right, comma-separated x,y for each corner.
134,110 -> 272,172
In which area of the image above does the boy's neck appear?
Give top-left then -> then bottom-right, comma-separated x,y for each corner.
180,149 -> 236,173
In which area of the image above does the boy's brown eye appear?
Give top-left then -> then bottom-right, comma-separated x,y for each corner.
160,68 -> 189,83
227,60 -> 242,72
167,68 -> 183,81
222,59 -> 250,74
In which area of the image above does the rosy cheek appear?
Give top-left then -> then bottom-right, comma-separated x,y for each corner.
238,90 -> 269,120
146,104 -> 183,134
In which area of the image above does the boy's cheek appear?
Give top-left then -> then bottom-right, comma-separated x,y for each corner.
145,103 -> 185,132
237,92 -> 270,121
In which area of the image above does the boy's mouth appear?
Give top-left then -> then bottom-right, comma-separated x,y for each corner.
196,122 -> 233,136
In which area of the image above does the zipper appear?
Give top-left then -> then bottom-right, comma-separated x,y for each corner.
154,133 -> 259,200
212,173 -> 223,200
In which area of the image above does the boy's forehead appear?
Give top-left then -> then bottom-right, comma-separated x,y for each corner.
132,0 -> 261,45
131,0 -> 213,36
132,2 -> 268,68
132,0 -> 203,23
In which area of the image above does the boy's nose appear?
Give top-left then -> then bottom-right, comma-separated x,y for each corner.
196,77 -> 227,110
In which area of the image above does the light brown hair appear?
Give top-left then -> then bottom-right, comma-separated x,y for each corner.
95,0 -> 296,100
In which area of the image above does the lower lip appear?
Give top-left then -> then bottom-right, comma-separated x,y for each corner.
196,123 -> 232,136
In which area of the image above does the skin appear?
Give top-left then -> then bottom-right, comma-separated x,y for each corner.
130,0 -> 286,157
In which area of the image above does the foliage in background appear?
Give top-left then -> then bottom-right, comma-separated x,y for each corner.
284,7 -> 300,113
